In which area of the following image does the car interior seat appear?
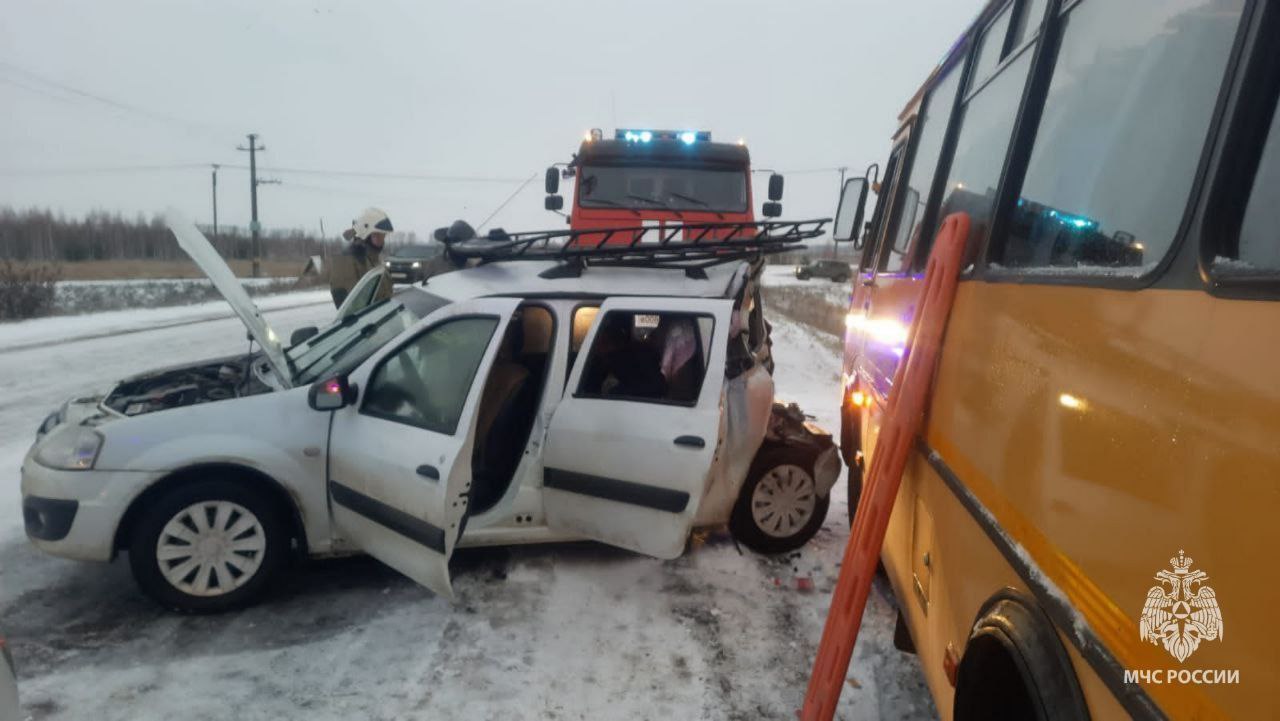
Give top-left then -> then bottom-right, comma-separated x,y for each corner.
469,309 -> 546,515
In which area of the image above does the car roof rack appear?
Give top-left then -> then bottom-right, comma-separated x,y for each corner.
441,219 -> 830,279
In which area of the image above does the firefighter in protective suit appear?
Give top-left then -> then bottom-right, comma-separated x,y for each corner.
330,207 -> 395,309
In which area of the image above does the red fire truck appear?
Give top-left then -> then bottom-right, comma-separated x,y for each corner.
542,128 -> 785,245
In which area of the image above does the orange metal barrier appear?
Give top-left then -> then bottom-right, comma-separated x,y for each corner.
800,212 -> 970,720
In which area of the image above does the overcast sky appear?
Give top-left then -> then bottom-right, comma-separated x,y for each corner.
0,0 -> 979,241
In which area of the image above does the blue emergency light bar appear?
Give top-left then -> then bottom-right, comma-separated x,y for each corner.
616,129 -> 712,144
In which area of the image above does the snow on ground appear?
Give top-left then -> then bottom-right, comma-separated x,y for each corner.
50,278 -> 303,316
761,264 -> 853,306
1,290 -> 331,351
0,287 -> 933,720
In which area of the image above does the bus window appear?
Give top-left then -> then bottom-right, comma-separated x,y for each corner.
1233,102 -> 1280,271
996,0 -> 1246,274
969,3 -> 1013,92
933,47 -> 1035,262
1007,0 -> 1048,50
882,63 -> 963,272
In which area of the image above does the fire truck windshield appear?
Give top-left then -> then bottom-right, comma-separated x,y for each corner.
577,165 -> 749,213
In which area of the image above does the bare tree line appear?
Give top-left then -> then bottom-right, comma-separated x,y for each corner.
0,207 -> 426,263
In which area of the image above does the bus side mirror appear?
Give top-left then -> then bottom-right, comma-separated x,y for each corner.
545,167 -> 560,194
768,173 -> 784,201
833,177 -> 870,247
762,202 -> 782,218
545,195 -> 564,211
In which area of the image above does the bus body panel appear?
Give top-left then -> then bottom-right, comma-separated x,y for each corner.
857,278 -> 1278,718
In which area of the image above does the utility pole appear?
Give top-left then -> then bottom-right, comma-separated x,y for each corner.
210,164 -> 220,237
834,166 -> 849,260
236,134 -> 279,277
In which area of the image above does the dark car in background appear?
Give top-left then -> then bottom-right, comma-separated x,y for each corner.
384,243 -> 443,283
794,259 -> 850,282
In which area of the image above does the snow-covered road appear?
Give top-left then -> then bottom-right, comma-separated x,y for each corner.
0,285 -> 933,720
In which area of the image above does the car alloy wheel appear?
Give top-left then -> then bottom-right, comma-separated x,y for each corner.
750,464 -> 818,538
156,500 -> 267,597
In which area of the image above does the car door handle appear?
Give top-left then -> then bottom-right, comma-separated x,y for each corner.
416,464 -> 440,480
673,435 -> 705,449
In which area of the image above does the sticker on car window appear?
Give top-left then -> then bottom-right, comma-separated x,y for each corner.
634,314 -> 661,329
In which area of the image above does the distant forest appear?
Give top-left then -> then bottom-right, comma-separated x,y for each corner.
0,208 -> 418,263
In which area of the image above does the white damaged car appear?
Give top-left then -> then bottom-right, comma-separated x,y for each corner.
21,217 -> 840,612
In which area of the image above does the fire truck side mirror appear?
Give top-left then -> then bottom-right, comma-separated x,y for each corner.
768,173 -> 785,201
545,195 -> 564,211
833,177 -> 870,244
762,201 -> 782,218
545,167 -> 560,194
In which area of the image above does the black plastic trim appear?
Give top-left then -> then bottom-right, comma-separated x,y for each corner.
673,435 -> 706,448
23,496 -> 79,542
920,441 -> 1164,721
543,468 -> 690,513
328,480 -> 446,554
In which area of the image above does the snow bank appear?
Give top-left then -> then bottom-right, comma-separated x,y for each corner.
0,290 -> 332,351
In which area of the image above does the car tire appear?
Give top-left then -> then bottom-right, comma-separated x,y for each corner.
730,446 -> 831,555
128,478 -> 288,614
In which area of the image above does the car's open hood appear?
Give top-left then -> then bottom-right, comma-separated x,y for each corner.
165,211 -> 292,387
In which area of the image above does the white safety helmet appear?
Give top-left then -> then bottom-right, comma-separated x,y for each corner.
351,207 -> 394,241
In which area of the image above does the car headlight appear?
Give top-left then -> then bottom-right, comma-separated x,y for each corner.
384,261 -> 392,267
35,427 -> 103,471
411,261 -> 422,268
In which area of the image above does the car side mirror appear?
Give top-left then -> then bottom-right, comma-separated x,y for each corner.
290,326 -> 319,346
545,167 -> 560,194
309,376 -> 357,411
545,195 -> 564,211
762,201 -> 782,218
768,173 -> 784,201
832,177 -> 870,247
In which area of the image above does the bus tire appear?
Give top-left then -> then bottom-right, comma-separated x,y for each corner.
953,590 -> 1089,721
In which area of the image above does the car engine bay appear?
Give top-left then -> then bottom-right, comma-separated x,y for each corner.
103,356 -> 271,416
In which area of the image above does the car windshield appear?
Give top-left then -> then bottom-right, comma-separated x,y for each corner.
577,165 -> 749,213
389,244 -> 441,259
287,290 -> 451,385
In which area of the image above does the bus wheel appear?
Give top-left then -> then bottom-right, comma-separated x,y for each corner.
953,591 -> 1088,721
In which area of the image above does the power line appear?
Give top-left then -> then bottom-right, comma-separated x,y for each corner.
219,164 -> 526,184
0,163 -> 212,176
0,60 -> 230,138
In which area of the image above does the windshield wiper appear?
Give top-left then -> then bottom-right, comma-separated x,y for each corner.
626,194 -> 685,220
585,197 -> 641,217
327,305 -> 406,366
667,192 -> 723,219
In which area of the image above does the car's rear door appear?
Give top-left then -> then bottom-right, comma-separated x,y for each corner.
325,297 -> 520,598
542,296 -> 732,559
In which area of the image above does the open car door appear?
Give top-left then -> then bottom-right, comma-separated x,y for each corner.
543,296 -> 733,559
325,296 -> 521,598
336,267 -> 390,320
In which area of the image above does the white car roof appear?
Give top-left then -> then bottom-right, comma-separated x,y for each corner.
420,260 -> 746,302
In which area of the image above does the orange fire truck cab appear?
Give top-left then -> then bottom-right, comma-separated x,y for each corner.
544,128 -> 785,245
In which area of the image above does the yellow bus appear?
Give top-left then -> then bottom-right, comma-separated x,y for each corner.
830,0 -> 1278,718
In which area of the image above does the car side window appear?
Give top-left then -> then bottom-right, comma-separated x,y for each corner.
567,305 -> 601,379
577,311 -> 712,405
362,316 -> 499,434
996,0 -> 1245,274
